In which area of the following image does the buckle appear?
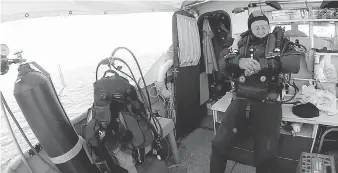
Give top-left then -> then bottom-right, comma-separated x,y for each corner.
245,103 -> 250,118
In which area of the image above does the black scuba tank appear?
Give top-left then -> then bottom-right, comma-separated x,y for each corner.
13,63 -> 101,173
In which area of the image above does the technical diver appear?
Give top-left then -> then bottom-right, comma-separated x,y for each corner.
210,11 -> 303,173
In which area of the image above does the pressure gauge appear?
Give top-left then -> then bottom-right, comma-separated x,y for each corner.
1,44 -> 10,57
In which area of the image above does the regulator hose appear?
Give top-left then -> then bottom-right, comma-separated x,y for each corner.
267,81 -> 299,104
110,47 -> 163,139
110,58 -> 163,139
95,58 -> 111,81
109,56 -> 149,110
111,47 -> 153,115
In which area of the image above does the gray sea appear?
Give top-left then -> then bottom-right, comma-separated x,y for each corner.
0,52 -> 162,172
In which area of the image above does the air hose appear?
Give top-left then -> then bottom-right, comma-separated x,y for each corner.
111,47 -> 153,115
109,48 -> 163,139
267,81 -> 300,104
95,58 -> 112,82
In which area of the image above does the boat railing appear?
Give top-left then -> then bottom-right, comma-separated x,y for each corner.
57,64 -> 66,96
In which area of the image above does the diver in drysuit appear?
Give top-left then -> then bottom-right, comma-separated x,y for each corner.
210,11 -> 304,173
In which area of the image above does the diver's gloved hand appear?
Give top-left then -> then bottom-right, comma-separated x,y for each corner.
239,58 -> 261,75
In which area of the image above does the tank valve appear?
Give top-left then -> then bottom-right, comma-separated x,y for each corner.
14,50 -> 23,59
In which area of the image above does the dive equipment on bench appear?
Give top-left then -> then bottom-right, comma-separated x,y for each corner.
83,47 -> 167,171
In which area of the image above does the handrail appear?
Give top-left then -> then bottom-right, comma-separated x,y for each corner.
270,19 -> 338,24
1,94 -> 34,173
291,77 -> 338,84
249,0 -> 324,5
57,64 -> 66,96
182,0 -> 210,9
249,0 -> 323,8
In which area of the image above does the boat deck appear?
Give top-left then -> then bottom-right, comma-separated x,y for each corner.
167,116 -> 255,173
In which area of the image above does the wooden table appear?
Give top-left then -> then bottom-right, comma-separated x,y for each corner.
211,92 -> 338,152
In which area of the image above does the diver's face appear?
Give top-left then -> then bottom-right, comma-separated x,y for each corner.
250,20 -> 270,38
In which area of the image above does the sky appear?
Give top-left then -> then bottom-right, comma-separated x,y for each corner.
0,12 -> 174,91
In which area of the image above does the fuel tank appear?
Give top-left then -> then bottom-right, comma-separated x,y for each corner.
13,63 -> 101,173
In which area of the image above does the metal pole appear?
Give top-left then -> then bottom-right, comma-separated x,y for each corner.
1,94 -> 34,173
308,4 -> 315,78
183,0 -> 210,9
57,64 -> 66,96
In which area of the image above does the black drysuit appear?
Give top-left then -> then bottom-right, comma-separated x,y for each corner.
210,31 -> 303,173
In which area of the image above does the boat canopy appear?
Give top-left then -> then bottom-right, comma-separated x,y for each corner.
2,0 -> 334,23
1,0 -> 205,23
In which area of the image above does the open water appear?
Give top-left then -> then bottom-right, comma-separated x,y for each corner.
0,52 -> 162,172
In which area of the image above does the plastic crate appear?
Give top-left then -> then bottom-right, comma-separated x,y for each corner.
298,152 -> 336,173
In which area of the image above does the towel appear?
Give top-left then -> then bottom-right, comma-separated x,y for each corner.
296,85 -> 337,116
315,54 -> 337,96
202,19 -> 219,74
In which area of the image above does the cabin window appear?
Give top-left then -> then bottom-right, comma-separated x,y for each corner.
266,8 -> 338,51
270,22 -> 338,50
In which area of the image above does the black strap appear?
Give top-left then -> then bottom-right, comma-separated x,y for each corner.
246,103 -> 251,118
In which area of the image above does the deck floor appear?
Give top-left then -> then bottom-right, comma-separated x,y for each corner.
166,115 -> 255,173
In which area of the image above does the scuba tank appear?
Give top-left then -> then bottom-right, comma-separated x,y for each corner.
14,61 -> 101,173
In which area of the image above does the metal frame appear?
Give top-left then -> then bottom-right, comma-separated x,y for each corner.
212,110 -> 217,135
269,18 -> 338,24
310,125 -> 319,153
1,94 -> 34,173
182,0 -> 210,9
57,64 -> 66,96
248,0 -> 323,12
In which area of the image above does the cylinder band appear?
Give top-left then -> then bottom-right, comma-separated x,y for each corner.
49,136 -> 84,164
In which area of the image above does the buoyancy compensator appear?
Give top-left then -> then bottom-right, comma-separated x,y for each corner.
226,26 -> 305,103
82,47 -> 166,169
